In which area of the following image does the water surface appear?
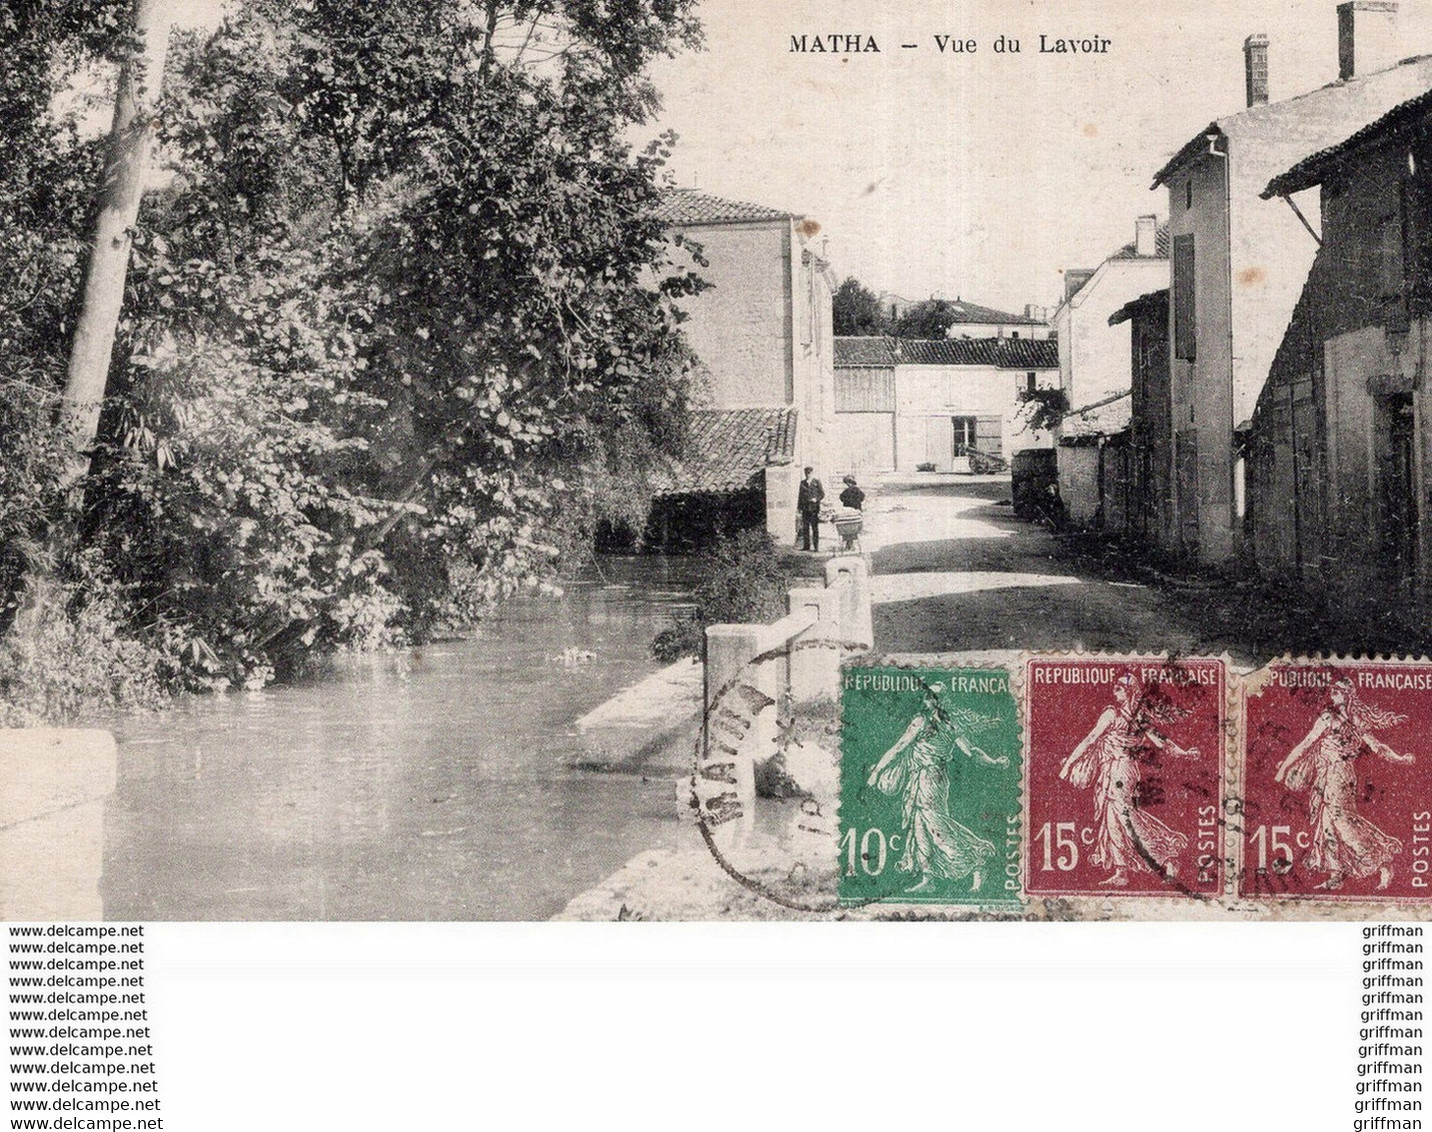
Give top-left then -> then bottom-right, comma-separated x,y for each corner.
101,557 -> 700,920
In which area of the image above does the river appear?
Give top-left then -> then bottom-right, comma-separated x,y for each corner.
100,556 -> 703,921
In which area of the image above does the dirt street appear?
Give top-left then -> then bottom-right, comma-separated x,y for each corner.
866,476 -> 1262,666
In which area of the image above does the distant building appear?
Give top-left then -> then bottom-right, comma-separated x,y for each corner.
832,337 -> 1059,474
654,189 -> 835,545
876,291 -> 920,323
1053,217 -> 1169,429
1248,86 -> 1432,611
878,292 -> 1052,339
1052,216 -> 1169,525
1150,5 -> 1432,566
829,336 -> 900,474
939,298 -> 1053,340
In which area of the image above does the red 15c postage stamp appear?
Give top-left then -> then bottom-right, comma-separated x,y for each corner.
1241,661 -> 1432,901
1024,657 -> 1226,898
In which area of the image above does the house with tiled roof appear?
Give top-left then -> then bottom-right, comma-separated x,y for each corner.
655,188 -> 836,545
1242,81 -> 1432,612
1050,215 -> 1169,525
833,336 -> 1059,473
940,298 -> 1052,340
1150,3 -> 1432,565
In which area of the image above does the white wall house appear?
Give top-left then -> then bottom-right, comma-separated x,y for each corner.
656,189 -> 836,544
1053,216 -> 1169,418
833,337 -> 1059,475
1052,215 -> 1169,525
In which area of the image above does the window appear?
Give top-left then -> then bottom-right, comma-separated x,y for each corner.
952,416 -> 977,457
1186,179 -> 1194,210
1026,372 -> 1037,394
1173,234 -> 1197,361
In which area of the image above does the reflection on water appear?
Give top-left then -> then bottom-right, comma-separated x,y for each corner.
101,557 -> 702,921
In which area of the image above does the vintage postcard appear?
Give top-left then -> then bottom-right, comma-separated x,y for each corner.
8,0 -> 1432,923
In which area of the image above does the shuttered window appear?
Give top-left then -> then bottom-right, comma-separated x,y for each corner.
1173,234 -> 1196,361
834,368 -> 895,412
976,416 -> 1003,458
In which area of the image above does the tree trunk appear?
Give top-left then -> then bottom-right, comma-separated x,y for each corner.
59,0 -> 172,492
10,0 -> 171,640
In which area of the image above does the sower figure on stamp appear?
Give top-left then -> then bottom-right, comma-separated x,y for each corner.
797,465 -> 823,552
1059,673 -> 1198,887
866,681 -> 1008,894
1274,677 -> 1412,891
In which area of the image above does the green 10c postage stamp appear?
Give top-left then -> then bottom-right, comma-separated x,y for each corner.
839,666 -> 1022,906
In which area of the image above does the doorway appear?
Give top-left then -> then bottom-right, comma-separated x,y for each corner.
1376,392 -> 1418,589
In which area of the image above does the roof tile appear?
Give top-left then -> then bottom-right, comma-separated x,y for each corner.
896,337 -> 1059,369
657,408 -> 799,495
1153,55 -> 1432,187
654,189 -> 797,226
834,336 -> 898,366
1265,85 -> 1432,196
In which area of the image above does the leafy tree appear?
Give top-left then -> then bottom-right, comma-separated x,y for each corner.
0,0 -> 130,621
832,276 -> 891,336
1,0 -> 709,695
895,299 -> 958,339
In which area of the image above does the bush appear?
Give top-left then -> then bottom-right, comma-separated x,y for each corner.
651,529 -> 790,662
0,554 -> 166,727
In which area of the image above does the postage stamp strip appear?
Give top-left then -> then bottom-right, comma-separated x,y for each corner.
1023,656 -> 1227,899
839,664 -> 1022,906
1240,660 -> 1432,902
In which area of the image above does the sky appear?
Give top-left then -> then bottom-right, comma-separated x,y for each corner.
167,0 -> 1432,313
644,0 -> 1432,312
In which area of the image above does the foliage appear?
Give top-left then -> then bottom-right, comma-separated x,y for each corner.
0,552 -> 165,727
1017,387 -> 1069,433
0,0 -> 709,700
894,299 -> 962,339
0,0 -> 128,626
651,529 -> 790,662
832,276 -> 892,336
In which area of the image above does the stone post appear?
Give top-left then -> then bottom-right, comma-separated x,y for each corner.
698,625 -> 766,839
1,729 -> 117,920
824,555 -> 874,651
764,463 -> 798,547
786,587 -> 840,706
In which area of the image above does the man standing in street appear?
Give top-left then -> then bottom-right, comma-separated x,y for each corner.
797,465 -> 824,551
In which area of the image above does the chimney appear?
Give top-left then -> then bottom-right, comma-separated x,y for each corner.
1134,215 -> 1158,257
1339,1 -> 1400,80
1244,34 -> 1269,105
